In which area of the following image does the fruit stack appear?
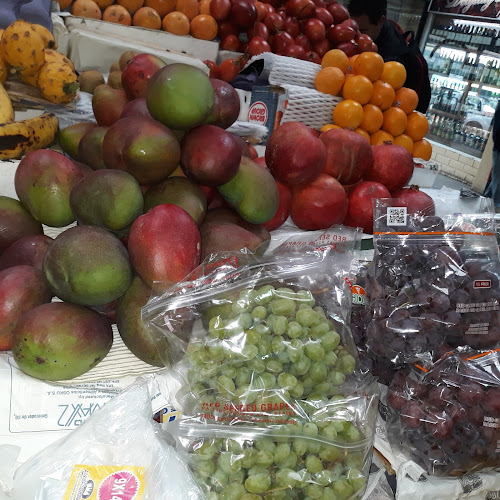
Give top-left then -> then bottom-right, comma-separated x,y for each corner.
0,20 -> 79,104
314,49 -> 432,162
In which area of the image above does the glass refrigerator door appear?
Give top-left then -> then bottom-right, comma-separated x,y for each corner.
422,14 -> 500,158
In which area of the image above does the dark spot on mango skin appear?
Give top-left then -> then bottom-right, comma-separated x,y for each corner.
35,357 -> 45,364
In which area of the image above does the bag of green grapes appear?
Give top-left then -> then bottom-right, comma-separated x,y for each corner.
142,226 -> 380,499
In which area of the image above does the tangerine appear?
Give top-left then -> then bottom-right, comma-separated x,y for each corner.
405,111 -> 429,141
342,74 -> 373,105
162,10 -> 190,34
321,49 -> 349,73
393,87 -> 419,114
315,66 -> 345,95
353,52 -> 384,82
370,129 -> 394,146
413,138 -> 432,161
117,0 -> 144,14
347,54 -> 359,74
133,6 -> 162,28
190,14 -> 218,40
320,124 -> 341,132
95,0 -> 114,8
360,103 -> 383,134
393,133 -> 414,154
381,60 -> 406,90
175,0 -> 199,20
103,5 -> 132,24
332,99 -> 364,129
354,128 -> 370,142
145,0 -> 176,17
382,107 -> 408,137
199,0 -> 212,14
369,80 -> 395,110
71,0 -> 102,19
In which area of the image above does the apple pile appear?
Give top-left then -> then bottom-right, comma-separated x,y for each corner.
210,0 -> 377,64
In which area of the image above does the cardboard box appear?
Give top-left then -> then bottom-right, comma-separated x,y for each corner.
247,85 -> 287,145
63,15 -> 219,62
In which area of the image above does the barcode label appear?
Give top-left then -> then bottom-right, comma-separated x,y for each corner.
387,207 -> 407,226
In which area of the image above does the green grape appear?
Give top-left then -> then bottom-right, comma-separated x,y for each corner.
277,349 -> 290,364
300,326 -> 311,339
189,348 -> 208,366
277,372 -> 297,390
294,356 -> 311,376
248,465 -> 269,476
314,469 -> 334,487
314,382 -> 332,396
305,342 -> 325,361
338,354 -> 356,375
270,298 -> 296,316
290,381 -> 304,398
320,487 -> 338,500
303,422 -> 319,437
320,423 -> 338,441
206,492 -> 219,500
240,448 -> 258,468
255,449 -> 273,466
191,383 -> 206,397
217,375 -> 236,395
344,452 -> 365,471
275,468 -> 300,488
266,358 -> 283,374
310,322 -> 330,339
241,494 -> 261,500
235,385 -> 253,402
260,371 -> 277,390
305,484 -> 324,499
207,344 -> 226,361
293,438 -> 308,456
276,287 -> 295,297
192,457 -> 216,477
279,451 -> 298,469
273,315 -> 288,336
273,442 -> 291,464
209,316 -> 226,338
331,479 -> 353,499
287,339 -> 304,363
245,472 -> 271,494
220,482 -> 247,500
295,289 -> 315,306
235,369 -> 252,386
229,470 -> 245,485
241,344 -> 259,360
250,376 -> 266,392
321,331 -> 340,351
236,312 -> 253,329
323,351 -> 338,366
211,468 -> 229,491
310,361 -> 328,383
254,285 -> 275,305
328,371 -> 345,386
287,321 -> 302,339
253,323 -> 271,335
332,421 -> 350,433
248,358 -> 266,374
220,365 -> 237,379
251,305 -> 267,321
298,304 -> 313,311
302,376 -> 315,393
296,468 -> 312,488
347,468 -> 366,493
258,340 -> 272,357
313,306 -> 326,319
264,492 -> 288,500
226,439 -> 243,454
217,452 -> 242,475
342,422 -> 361,442
245,330 -> 261,346
329,463 -> 343,481
193,442 -> 219,460
296,308 -> 321,327
255,438 -> 276,453
307,441 -> 321,454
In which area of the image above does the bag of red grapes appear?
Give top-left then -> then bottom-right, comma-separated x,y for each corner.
365,196 -> 500,369
142,227 -> 382,498
386,348 -> 500,477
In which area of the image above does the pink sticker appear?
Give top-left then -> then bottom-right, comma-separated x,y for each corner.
98,470 -> 140,500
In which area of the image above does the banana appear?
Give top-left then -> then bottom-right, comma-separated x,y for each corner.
0,112 -> 59,160
0,82 -> 14,123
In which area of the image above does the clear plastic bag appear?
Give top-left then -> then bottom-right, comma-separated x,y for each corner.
386,349 -> 500,477
10,378 -> 203,499
142,227 -> 381,497
365,197 -> 500,367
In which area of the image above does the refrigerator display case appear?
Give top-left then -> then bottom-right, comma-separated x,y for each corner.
420,1 -> 500,159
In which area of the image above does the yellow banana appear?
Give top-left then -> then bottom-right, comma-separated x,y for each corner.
0,82 -> 14,123
0,112 -> 59,160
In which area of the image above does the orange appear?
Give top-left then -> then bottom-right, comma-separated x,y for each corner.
332,99 -> 364,129
381,61 -> 406,90
360,103 -> 383,134
320,124 -> 341,133
353,52 -> 384,82
370,130 -> 394,146
347,54 -> 359,74
354,128 -> 370,141
175,0 -> 199,20
199,0 -> 212,14
370,80 -> 396,111
117,0 -> 144,14
133,6 -> 162,28
190,14 -> 218,40
95,0 -> 114,7
342,74 -> 373,105
145,0 -> 176,17
321,49 -> 349,73
382,107 -> 408,137
405,111 -> 429,142
103,5 -> 132,24
393,134 -> 414,155
162,10 -> 190,34
413,138 -> 432,161
393,87 -> 418,115
315,66 -> 345,95
71,0 -> 102,18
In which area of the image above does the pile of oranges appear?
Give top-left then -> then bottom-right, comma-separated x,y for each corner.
314,49 -> 432,161
58,0 -> 218,41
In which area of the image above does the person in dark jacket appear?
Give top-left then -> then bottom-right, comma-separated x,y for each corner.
0,0 -> 52,30
347,0 -> 431,113
483,101 -> 500,208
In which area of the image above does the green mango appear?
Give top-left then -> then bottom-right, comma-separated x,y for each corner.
217,157 -> 279,225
